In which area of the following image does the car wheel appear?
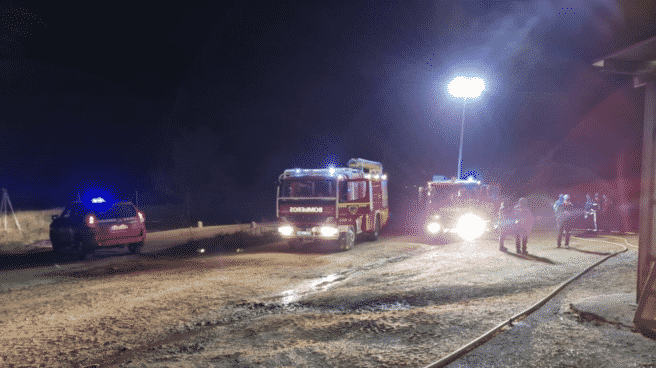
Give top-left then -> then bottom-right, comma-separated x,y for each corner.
73,239 -> 91,261
128,241 -> 144,254
51,240 -> 63,254
339,226 -> 355,251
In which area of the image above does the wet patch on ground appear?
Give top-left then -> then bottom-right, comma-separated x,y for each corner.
273,255 -> 412,304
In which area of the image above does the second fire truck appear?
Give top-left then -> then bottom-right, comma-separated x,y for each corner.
417,175 -> 499,242
276,158 -> 389,251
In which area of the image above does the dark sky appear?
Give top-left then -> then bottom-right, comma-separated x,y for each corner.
0,0 -> 654,222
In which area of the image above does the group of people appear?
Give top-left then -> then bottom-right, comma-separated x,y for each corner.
583,193 -> 615,233
492,192 -> 616,255
553,192 -> 616,248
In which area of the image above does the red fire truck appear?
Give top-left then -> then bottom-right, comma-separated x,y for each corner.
276,158 -> 389,251
417,175 -> 499,242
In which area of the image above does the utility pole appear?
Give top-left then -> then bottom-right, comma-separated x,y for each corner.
457,100 -> 466,180
0,188 -> 22,232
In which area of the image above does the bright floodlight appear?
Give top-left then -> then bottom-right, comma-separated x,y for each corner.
278,225 -> 294,236
426,222 -> 441,234
454,213 -> 486,241
447,76 -> 486,99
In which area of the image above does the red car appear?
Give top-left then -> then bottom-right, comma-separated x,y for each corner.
50,199 -> 147,260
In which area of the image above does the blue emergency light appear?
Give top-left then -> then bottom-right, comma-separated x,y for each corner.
78,188 -> 120,213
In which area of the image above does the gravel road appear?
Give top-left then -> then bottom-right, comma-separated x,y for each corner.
0,231 -> 653,367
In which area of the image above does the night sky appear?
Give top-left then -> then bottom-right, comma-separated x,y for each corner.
1,0 -> 654,226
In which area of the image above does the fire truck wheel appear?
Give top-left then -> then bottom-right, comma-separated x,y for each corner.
367,215 -> 381,241
339,226 -> 355,251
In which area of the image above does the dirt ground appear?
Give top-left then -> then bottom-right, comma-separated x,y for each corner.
0,231 -> 653,367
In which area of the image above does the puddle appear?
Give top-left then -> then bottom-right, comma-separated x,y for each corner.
351,300 -> 414,312
281,273 -> 344,304
277,255 -> 411,305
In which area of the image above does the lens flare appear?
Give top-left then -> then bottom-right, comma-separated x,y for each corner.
447,76 -> 486,99
320,226 -> 339,236
454,213 -> 486,241
426,222 -> 441,234
278,225 -> 294,236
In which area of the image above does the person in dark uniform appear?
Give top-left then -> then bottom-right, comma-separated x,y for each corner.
592,193 -> 601,232
558,194 -> 574,248
513,197 -> 534,255
584,194 -> 593,231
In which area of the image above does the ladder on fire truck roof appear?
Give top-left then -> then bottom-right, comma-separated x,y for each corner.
430,175 -> 481,185
348,158 -> 383,174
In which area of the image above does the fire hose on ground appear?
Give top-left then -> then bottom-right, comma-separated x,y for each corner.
422,235 -> 632,368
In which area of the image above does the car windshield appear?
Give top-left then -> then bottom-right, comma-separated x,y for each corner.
96,204 -> 137,220
279,179 -> 336,198
60,204 -> 88,220
60,203 -> 137,221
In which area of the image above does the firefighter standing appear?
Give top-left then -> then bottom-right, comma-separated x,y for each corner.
584,194 -> 593,231
601,194 -> 614,232
553,194 -> 565,229
513,197 -> 534,255
557,194 -> 574,248
592,193 -> 601,232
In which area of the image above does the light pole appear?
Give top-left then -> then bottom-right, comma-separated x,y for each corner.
447,76 -> 485,179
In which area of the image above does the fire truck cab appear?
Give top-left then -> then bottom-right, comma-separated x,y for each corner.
276,158 -> 389,251
417,175 -> 498,242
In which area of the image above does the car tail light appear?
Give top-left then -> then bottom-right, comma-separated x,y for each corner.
137,211 -> 145,223
86,214 -> 97,228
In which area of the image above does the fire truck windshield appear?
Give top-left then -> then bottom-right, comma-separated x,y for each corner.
427,183 -> 482,204
280,179 -> 336,198
429,185 -> 455,200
